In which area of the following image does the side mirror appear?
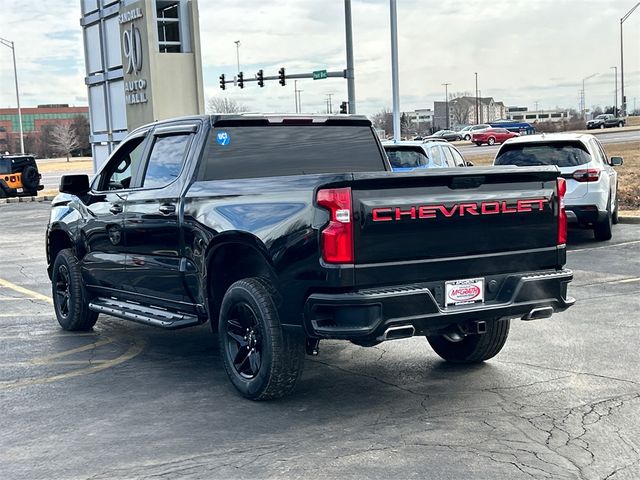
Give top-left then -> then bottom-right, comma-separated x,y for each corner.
60,174 -> 90,195
465,161 -> 474,167
610,156 -> 623,167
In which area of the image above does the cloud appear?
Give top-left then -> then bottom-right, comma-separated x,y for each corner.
0,0 -> 638,115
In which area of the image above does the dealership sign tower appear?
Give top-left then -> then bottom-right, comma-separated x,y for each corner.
81,0 -> 205,168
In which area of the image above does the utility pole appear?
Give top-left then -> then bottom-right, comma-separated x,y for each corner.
534,101 -> 539,112
326,93 -> 334,114
611,66 -> 618,115
442,83 -> 451,129
474,72 -> 479,125
344,0 -> 356,114
621,2 -> 640,117
0,37 -> 25,154
294,80 -> 299,113
479,90 -> 483,123
389,0 -> 400,141
582,73 -> 598,118
234,40 -> 241,73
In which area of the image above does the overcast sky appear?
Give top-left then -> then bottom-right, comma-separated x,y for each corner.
0,0 -> 639,116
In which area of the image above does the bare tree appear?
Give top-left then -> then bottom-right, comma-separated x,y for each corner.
50,123 -> 80,162
450,99 -> 470,126
371,107 -> 393,136
207,97 -> 250,114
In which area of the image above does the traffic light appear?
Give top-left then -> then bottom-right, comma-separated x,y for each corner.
257,69 -> 264,88
238,71 -> 244,89
219,74 -> 226,90
340,101 -> 348,114
278,67 -> 286,86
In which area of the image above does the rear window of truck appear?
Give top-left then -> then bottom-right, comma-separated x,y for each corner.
495,141 -> 591,167
202,125 -> 387,180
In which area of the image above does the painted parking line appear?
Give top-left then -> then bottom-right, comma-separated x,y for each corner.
0,340 -> 145,390
570,240 -> 640,253
0,278 -> 53,305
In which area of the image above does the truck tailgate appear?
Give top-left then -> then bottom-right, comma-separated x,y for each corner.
349,167 -> 563,286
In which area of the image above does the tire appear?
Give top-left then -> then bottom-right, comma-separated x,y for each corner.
599,124 -> 605,130
618,122 -> 623,128
487,137 -> 496,146
427,319 -> 510,363
464,134 -> 471,141
594,202 -> 613,241
21,165 -> 39,191
51,249 -> 98,331
612,190 -> 619,225
218,277 -> 305,400
475,142 -> 483,146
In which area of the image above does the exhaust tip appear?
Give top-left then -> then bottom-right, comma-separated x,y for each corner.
381,325 -> 415,341
522,306 -> 554,321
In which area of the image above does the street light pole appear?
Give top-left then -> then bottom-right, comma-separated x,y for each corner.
234,40 -> 241,74
621,2 -> 640,117
474,72 -> 479,125
0,37 -> 25,154
389,0 -> 400,141
442,83 -> 451,129
344,0 -> 356,114
611,66 -> 618,115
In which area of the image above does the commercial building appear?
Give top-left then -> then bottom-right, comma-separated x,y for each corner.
0,105 -> 89,155
80,0 -> 205,168
433,97 -> 506,130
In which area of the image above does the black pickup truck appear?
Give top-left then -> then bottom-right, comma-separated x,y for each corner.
47,115 -> 574,400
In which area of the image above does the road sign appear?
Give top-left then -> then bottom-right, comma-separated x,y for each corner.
313,69 -> 327,80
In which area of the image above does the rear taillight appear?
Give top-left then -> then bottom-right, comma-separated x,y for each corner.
557,178 -> 567,245
317,187 -> 354,264
572,169 -> 600,182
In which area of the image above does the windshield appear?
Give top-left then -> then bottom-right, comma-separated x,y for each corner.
384,147 -> 428,169
495,141 -> 592,167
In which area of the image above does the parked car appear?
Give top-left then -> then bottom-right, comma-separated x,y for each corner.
586,114 -> 625,130
473,128 -> 519,146
458,124 -> 491,141
0,154 -> 43,198
494,133 -> 622,240
383,139 -> 471,171
428,130 -> 462,142
47,114 -> 574,400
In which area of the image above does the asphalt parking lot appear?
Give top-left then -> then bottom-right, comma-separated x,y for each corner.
1,201 -> 639,480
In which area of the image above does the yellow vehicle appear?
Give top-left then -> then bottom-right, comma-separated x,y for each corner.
0,155 -> 43,198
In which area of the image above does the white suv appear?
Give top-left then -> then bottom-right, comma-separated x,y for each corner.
494,133 -> 623,241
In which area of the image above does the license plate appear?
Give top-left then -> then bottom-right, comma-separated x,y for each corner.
445,278 -> 484,307
16,188 -> 23,193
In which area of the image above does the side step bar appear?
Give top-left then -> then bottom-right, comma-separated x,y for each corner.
89,297 -> 202,330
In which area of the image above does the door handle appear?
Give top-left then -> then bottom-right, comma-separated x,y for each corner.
159,203 -> 176,215
109,204 -> 123,215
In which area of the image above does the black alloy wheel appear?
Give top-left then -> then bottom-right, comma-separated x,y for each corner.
218,278 -> 305,400
55,264 -> 71,318
51,249 -> 98,331
224,302 -> 263,379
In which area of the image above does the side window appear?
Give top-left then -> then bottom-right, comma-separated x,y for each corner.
98,136 -> 146,191
592,139 -> 608,166
142,134 -> 192,188
429,146 -> 444,167
441,145 -> 457,167
449,146 -> 466,167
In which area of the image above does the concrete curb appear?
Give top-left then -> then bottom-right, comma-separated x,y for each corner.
620,215 -> 640,225
0,195 -> 56,205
